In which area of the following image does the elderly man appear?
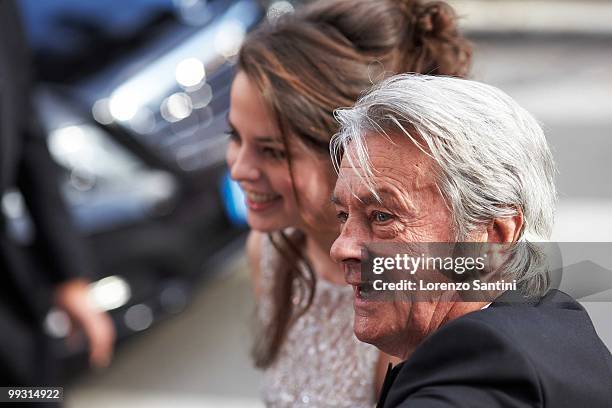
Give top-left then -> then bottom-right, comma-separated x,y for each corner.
330,75 -> 612,407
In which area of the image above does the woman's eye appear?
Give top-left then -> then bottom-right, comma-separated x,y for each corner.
336,211 -> 348,224
372,211 -> 393,223
227,129 -> 240,143
261,147 -> 286,160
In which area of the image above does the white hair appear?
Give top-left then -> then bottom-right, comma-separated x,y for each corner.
331,74 -> 557,297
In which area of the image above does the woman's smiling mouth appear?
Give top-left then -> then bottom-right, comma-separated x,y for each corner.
244,189 -> 282,211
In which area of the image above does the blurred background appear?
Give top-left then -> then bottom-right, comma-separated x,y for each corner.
2,0 -> 610,406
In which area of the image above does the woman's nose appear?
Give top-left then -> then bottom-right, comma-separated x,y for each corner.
226,143 -> 261,182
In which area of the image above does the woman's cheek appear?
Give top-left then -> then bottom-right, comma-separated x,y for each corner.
226,142 -> 238,169
270,169 -> 295,201
298,174 -> 337,222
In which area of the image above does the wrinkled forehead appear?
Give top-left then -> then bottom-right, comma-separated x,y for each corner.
335,132 -> 437,202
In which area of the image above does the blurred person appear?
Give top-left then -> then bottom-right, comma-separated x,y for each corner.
0,0 -> 115,388
225,0 -> 471,405
330,74 -> 612,407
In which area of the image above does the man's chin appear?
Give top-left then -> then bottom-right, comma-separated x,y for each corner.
353,316 -> 379,346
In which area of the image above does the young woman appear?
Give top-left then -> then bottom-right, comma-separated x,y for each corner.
226,0 -> 472,405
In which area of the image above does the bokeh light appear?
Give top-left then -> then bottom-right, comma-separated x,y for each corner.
175,57 -> 206,88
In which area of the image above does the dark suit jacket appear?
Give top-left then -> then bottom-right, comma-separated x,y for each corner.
0,0 -> 95,383
378,290 -> 612,408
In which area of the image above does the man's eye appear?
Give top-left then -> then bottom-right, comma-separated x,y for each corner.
336,211 -> 348,223
372,211 -> 393,223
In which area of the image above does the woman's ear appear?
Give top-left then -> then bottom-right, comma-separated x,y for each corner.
486,207 -> 524,243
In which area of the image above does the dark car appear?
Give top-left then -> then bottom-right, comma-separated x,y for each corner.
5,0 -> 275,371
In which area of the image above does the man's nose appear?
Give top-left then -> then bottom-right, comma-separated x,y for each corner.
330,219 -> 367,264
331,219 -> 369,284
227,144 -> 261,182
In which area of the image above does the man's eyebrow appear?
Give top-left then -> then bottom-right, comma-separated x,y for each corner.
357,195 -> 382,206
360,190 -> 406,208
331,189 -> 400,207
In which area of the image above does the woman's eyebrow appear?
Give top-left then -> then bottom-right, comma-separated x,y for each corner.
226,116 -> 238,133
227,115 -> 283,145
254,136 -> 282,144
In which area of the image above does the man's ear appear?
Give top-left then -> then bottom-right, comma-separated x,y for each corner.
480,208 -> 525,279
486,207 -> 524,243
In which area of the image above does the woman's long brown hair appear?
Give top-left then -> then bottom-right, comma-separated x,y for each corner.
238,0 -> 473,368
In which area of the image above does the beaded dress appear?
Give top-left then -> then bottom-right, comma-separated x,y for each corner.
258,234 -> 379,407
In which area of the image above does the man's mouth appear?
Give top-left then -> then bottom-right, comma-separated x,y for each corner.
355,282 -> 375,300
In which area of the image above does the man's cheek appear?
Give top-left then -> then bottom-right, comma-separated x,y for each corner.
387,302 -> 410,333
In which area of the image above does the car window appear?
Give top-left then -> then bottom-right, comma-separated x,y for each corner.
19,0 -> 209,83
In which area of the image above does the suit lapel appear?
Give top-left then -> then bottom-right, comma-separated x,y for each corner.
377,361 -> 404,408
